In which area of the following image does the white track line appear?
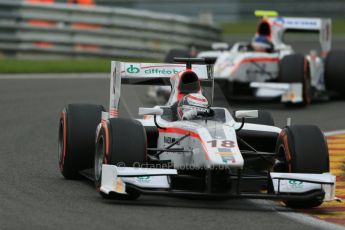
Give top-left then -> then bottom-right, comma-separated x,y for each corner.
324,130 -> 345,137
277,208 -> 345,230
0,73 -> 108,79
253,199 -> 345,230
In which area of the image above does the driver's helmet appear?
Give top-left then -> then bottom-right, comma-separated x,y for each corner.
177,93 -> 209,120
251,35 -> 272,52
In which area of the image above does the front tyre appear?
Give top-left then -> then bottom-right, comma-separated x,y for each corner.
275,125 -> 329,208
279,54 -> 311,106
58,104 -> 104,179
94,118 -> 147,199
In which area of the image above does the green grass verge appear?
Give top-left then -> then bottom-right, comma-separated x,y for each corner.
332,20 -> 345,35
0,58 -> 159,74
221,19 -> 345,35
0,59 -> 109,73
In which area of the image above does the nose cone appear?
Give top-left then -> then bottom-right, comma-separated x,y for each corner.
205,142 -> 244,168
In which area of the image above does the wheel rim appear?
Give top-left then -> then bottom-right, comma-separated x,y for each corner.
95,136 -> 105,182
274,145 -> 289,172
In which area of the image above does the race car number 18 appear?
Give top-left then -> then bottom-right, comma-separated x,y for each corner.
207,140 -> 235,148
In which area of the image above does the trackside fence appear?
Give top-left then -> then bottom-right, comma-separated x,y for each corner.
0,1 -> 221,59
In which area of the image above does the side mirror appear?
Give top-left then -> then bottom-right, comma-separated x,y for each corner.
138,107 -> 163,116
235,110 -> 258,119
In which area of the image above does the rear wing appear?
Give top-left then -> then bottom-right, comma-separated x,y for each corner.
114,62 -> 209,84
109,61 -> 209,118
272,17 -> 331,54
255,11 -> 332,55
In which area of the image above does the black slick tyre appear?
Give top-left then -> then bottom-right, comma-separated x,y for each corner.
279,54 -> 311,106
58,104 -> 104,179
164,49 -> 191,63
243,110 -> 275,126
275,125 -> 329,208
94,118 -> 147,199
325,50 -> 345,97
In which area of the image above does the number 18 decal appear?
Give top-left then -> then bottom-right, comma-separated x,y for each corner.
207,140 -> 235,148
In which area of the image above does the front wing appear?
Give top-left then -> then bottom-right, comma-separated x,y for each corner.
250,82 -> 303,103
100,165 -> 336,201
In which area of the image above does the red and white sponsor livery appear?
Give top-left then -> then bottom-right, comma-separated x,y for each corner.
95,59 -> 336,207
59,58 -> 337,207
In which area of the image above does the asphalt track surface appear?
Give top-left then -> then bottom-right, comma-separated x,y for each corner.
1,76 -> 345,230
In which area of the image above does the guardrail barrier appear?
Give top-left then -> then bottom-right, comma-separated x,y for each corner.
0,1 -> 220,59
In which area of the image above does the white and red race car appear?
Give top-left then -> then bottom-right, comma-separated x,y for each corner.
197,11 -> 345,105
59,58 -> 336,208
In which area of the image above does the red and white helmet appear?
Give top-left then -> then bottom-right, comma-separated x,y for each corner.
177,93 -> 209,120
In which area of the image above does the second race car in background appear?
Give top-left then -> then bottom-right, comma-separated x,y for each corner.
197,10 -> 345,106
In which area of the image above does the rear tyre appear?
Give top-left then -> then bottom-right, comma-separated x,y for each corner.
275,125 -> 329,208
279,54 -> 311,106
164,49 -> 191,63
325,50 -> 345,97
243,110 -> 275,126
235,110 -> 274,126
58,104 -> 104,179
94,118 -> 147,199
